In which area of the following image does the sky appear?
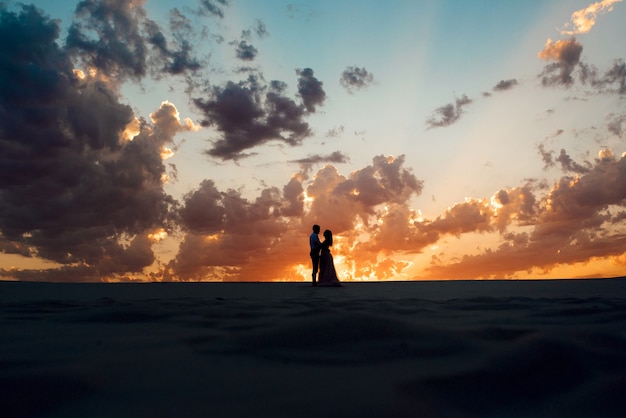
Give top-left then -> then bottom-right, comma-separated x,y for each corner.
1,0 -> 625,282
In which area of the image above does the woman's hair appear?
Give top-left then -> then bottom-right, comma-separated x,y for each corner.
323,230 -> 333,246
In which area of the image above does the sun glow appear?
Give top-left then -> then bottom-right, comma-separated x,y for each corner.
73,68 -> 86,79
205,233 -> 222,242
121,117 -> 141,142
148,229 -> 168,242
161,146 -> 175,160
489,194 -> 504,211
295,263 -> 310,282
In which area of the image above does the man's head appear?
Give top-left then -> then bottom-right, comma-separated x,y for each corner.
312,224 -> 320,234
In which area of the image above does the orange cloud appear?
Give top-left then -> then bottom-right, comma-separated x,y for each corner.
153,148 -> 626,282
167,155 -> 425,281
538,38 -> 582,62
538,38 -> 583,85
560,0 -> 623,35
427,150 -> 626,279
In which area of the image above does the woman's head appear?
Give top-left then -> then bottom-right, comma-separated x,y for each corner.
323,230 -> 333,246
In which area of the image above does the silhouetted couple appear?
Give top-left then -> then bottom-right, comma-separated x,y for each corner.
309,224 -> 341,287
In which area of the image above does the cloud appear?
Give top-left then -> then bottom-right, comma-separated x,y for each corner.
242,20 -> 269,39
538,144 -> 593,174
425,95 -> 472,129
340,66 -> 374,94
538,38 -> 583,86
296,67 -> 326,112
538,144 -> 556,169
168,176 -> 308,281
233,40 -> 258,61
0,5 -> 196,282
193,68 -> 326,159
291,151 -> 350,165
325,125 -> 345,138
198,0 -> 229,19
66,0 -> 150,79
254,19 -> 269,38
194,73 -> 322,160
607,112 -> 626,136
144,17 -> 202,76
193,68 -> 326,160
167,155 -> 424,281
493,79 -> 518,91
427,150 -> 626,279
3,2 -> 624,283
580,59 -> 626,94
560,0 -> 623,35
66,0 -> 205,80
602,60 -> 626,94
555,149 -> 592,174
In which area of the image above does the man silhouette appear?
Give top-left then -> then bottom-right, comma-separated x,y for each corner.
309,224 -> 321,286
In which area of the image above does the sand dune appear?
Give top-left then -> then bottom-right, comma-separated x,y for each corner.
2,279 -> 626,417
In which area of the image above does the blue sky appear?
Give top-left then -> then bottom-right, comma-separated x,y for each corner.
1,0 -> 625,281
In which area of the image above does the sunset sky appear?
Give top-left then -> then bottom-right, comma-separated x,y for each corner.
1,0 -> 625,282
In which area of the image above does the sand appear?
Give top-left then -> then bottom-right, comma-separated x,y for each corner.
1,279 -> 626,417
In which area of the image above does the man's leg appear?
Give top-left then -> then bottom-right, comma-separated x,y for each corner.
311,255 -> 319,286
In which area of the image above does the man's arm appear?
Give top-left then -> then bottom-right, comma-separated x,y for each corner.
310,234 -> 321,250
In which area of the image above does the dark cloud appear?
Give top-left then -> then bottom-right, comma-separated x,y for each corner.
322,155 -> 423,221
194,73 -> 323,159
170,178 -> 303,281
340,66 -> 374,94
538,144 -> 556,169
291,151 -> 350,165
66,0 -> 150,79
296,68 -> 326,112
425,95 -> 472,129
0,5 -> 201,281
0,234 -> 34,258
64,0 -> 206,80
539,144 -> 592,174
538,38 -> 583,86
199,0 -> 229,19
178,179 -> 226,234
603,60 -> 626,94
194,69 -> 327,159
233,40 -> 258,61
145,19 -> 202,75
555,149 -> 592,174
493,79 -> 518,91
607,113 -> 626,137
580,59 -> 626,94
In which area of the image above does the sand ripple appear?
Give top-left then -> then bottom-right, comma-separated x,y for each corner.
1,280 -> 625,417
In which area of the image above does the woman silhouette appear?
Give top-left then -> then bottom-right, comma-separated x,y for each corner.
317,230 -> 342,287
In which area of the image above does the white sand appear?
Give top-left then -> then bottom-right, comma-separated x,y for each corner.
2,279 -> 626,417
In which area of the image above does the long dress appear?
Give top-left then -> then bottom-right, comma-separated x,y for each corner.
318,242 -> 341,287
